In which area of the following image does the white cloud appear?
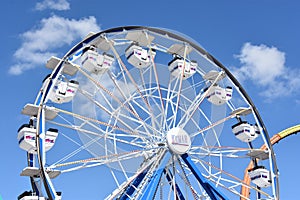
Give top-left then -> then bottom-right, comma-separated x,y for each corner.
232,43 -> 300,99
35,0 -> 70,11
9,15 -> 100,75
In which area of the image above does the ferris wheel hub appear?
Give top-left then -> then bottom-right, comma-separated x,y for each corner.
166,127 -> 191,155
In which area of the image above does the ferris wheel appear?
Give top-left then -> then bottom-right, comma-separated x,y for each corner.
18,26 -> 279,200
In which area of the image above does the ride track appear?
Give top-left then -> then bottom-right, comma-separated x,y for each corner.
18,26 -> 280,200
241,124 -> 300,199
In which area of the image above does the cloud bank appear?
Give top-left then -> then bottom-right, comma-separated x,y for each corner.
9,15 -> 100,75
35,0 -> 70,11
232,43 -> 300,99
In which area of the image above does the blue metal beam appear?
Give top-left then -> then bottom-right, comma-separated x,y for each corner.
119,169 -> 148,200
181,153 -> 229,200
164,169 -> 185,200
140,168 -> 164,200
120,154 -> 187,200
139,152 -> 171,200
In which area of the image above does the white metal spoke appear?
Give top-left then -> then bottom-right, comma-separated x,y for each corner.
178,71 -> 225,128
108,39 -> 153,114
190,156 -> 272,198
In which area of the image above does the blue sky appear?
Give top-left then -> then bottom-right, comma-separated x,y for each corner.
1,0 -> 300,199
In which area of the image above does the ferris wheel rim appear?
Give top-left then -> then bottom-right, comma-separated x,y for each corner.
25,26 -> 279,200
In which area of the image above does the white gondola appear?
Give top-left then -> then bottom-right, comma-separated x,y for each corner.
232,121 -> 259,142
248,166 -> 272,188
125,44 -> 156,68
48,79 -> 79,104
44,128 -> 59,152
168,57 -> 197,79
18,196 -> 47,200
18,190 -> 60,200
17,124 -> 58,153
18,195 -> 39,200
81,46 -> 114,74
18,191 -> 42,200
206,85 -> 232,105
